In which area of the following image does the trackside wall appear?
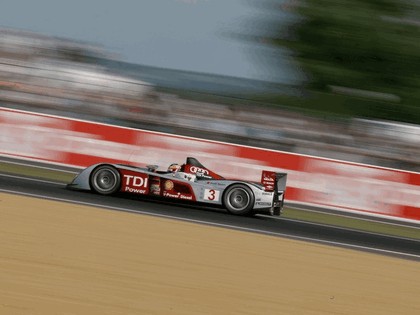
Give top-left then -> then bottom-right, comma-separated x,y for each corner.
1,107 -> 419,221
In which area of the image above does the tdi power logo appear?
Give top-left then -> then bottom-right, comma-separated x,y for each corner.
121,172 -> 149,194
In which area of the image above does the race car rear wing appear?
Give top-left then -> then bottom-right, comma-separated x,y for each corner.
261,170 -> 287,193
261,170 -> 287,215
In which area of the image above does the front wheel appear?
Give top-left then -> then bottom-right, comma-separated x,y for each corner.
90,165 -> 121,195
223,184 -> 255,216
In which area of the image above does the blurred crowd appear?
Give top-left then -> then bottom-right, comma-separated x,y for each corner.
1,29 -> 419,172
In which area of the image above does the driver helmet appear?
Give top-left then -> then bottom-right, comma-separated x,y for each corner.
168,163 -> 181,173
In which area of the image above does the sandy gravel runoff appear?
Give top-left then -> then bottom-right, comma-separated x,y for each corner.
0,193 -> 419,315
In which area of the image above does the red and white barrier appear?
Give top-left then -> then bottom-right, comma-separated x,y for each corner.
1,107 -> 419,221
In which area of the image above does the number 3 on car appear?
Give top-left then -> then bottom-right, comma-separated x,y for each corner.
204,188 -> 220,201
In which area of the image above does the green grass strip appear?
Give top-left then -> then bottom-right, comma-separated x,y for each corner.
0,162 -> 76,183
283,208 -> 420,240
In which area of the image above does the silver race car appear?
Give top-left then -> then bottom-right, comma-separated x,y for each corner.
67,157 -> 287,216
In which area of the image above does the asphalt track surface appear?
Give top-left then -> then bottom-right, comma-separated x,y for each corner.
1,172 -> 420,261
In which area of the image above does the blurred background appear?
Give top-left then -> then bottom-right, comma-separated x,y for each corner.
1,0 -> 419,171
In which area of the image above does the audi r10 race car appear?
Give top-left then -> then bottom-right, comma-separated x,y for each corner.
67,157 -> 287,216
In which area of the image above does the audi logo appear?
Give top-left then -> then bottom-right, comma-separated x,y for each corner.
189,166 -> 209,175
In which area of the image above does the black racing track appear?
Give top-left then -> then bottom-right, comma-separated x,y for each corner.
1,173 -> 420,261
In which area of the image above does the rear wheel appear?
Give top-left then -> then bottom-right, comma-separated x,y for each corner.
90,165 -> 121,195
223,184 -> 255,216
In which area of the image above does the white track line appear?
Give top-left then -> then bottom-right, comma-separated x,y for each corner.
1,188 -> 420,260
0,173 -> 67,186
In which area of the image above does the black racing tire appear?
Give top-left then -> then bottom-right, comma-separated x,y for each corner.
90,165 -> 121,195
223,184 -> 255,216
